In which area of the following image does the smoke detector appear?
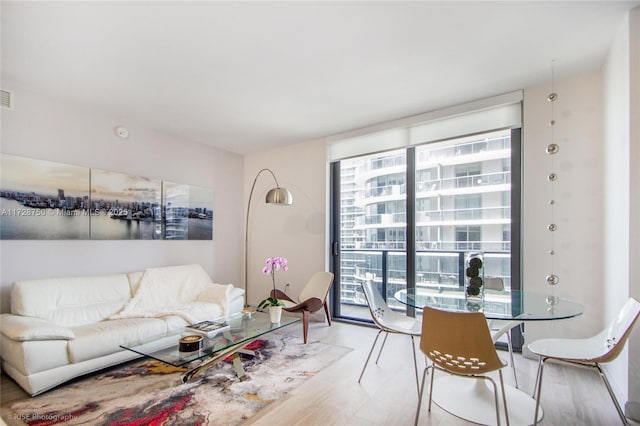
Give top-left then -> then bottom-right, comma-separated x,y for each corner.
114,126 -> 129,139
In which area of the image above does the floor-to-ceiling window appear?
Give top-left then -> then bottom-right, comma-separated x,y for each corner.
333,149 -> 408,318
330,128 -> 521,340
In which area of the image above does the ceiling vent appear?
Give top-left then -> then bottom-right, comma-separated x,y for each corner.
1,89 -> 14,110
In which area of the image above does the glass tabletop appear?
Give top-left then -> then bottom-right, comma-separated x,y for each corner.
120,311 -> 300,367
395,287 -> 584,321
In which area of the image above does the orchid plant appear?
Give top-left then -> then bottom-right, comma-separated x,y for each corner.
257,257 -> 288,309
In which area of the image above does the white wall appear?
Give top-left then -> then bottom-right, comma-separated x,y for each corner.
629,7 -> 640,419
522,71 -> 604,342
243,70 -> 607,343
603,6 -> 640,420
244,60 -> 633,414
243,139 -> 327,307
0,83 -> 244,313
519,7 -> 640,418
603,8 -> 632,413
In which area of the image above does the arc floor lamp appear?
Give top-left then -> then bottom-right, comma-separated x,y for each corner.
244,168 -> 293,307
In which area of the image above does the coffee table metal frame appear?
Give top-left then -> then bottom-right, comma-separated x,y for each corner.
120,311 -> 300,382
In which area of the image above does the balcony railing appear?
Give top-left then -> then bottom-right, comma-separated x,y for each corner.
365,184 -> 406,198
415,206 -> 510,223
338,248 -> 511,312
355,212 -> 407,226
416,137 -> 510,163
416,170 -> 510,193
351,240 -> 510,251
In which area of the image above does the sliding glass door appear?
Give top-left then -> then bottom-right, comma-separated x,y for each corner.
331,149 -> 408,320
330,129 -> 521,342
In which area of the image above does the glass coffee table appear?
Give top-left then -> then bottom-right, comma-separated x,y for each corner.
120,311 -> 300,382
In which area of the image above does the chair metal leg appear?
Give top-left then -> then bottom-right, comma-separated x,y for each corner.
491,377 -> 501,426
532,356 -> 543,399
410,335 -> 420,395
491,320 -> 520,389
360,330 -> 421,399
506,332 -> 518,389
499,369 -> 510,426
533,358 -> 628,426
414,366 -> 430,426
375,332 -> 390,364
533,357 -> 547,426
474,375 -> 502,426
358,329 -> 383,383
428,363 -> 436,412
596,363 -> 629,425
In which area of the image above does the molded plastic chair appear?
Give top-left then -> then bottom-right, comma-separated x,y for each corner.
415,306 -> 510,426
270,271 -> 334,344
485,277 -> 522,388
528,297 -> 640,426
358,280 -> 421,395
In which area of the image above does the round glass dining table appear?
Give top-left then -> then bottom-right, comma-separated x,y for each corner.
395,287 -> 584,426
395,287 -> 584,321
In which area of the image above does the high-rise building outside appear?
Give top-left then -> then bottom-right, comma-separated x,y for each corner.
337,129 -> 512,311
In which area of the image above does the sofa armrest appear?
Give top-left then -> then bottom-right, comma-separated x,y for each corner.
0,314 -> 75,341
197,283 -> 232,317
197,283 -> 231,304
197,283 -> 245,317
228,286 -> 245,302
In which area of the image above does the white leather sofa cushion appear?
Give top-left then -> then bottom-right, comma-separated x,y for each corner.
11,274 -> 132,327
127,271 -> 144,294
1,265 -> 246,396
0,335 -> 69,376
162,315 -> 189,334
0,314 -> 75,341
68,318 -> 167,364
167,301 -> 224,323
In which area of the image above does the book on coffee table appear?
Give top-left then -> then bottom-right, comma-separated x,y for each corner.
185,320 -> 230,338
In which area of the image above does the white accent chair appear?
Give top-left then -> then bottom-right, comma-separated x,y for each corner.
484,277 -> 522,388
358,280 -> 421,395
528,297 -> 640,425
415,306 -> 510,426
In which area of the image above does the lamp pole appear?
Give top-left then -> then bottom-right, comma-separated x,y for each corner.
244,168 -> 292,307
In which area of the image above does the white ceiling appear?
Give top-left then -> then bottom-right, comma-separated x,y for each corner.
2,1 -> 638,154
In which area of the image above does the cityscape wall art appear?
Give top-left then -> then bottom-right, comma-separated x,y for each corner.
0,154 -> 214,240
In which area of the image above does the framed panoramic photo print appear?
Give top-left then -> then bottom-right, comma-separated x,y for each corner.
163,181 -> 213,240
90,169 -> 162,240
0,154 -> 90,239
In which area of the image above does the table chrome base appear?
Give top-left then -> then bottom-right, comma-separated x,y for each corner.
431,375 -> 543,426
182,340 -> 257,383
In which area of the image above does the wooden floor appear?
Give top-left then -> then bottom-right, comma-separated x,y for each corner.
1,320 -> 638,426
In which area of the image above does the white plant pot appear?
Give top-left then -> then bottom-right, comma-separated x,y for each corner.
268,306 -> 282,323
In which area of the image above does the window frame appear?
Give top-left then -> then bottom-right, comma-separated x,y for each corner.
329,127 -> 523,349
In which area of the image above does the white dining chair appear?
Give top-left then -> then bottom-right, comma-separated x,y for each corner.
528,297 -> 640,425
484,277 -> 522,388
358,280 -> 422,395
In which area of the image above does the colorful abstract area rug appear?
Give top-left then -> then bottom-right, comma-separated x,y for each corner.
7,333 -> 351,426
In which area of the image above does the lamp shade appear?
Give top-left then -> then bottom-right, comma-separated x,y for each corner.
266,187 -> 293,205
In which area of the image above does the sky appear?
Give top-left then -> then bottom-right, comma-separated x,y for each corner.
1,154 -> 89,197
1,154 -> 213,210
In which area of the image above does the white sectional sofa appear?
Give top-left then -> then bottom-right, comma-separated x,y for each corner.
0,264 -> 244,396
